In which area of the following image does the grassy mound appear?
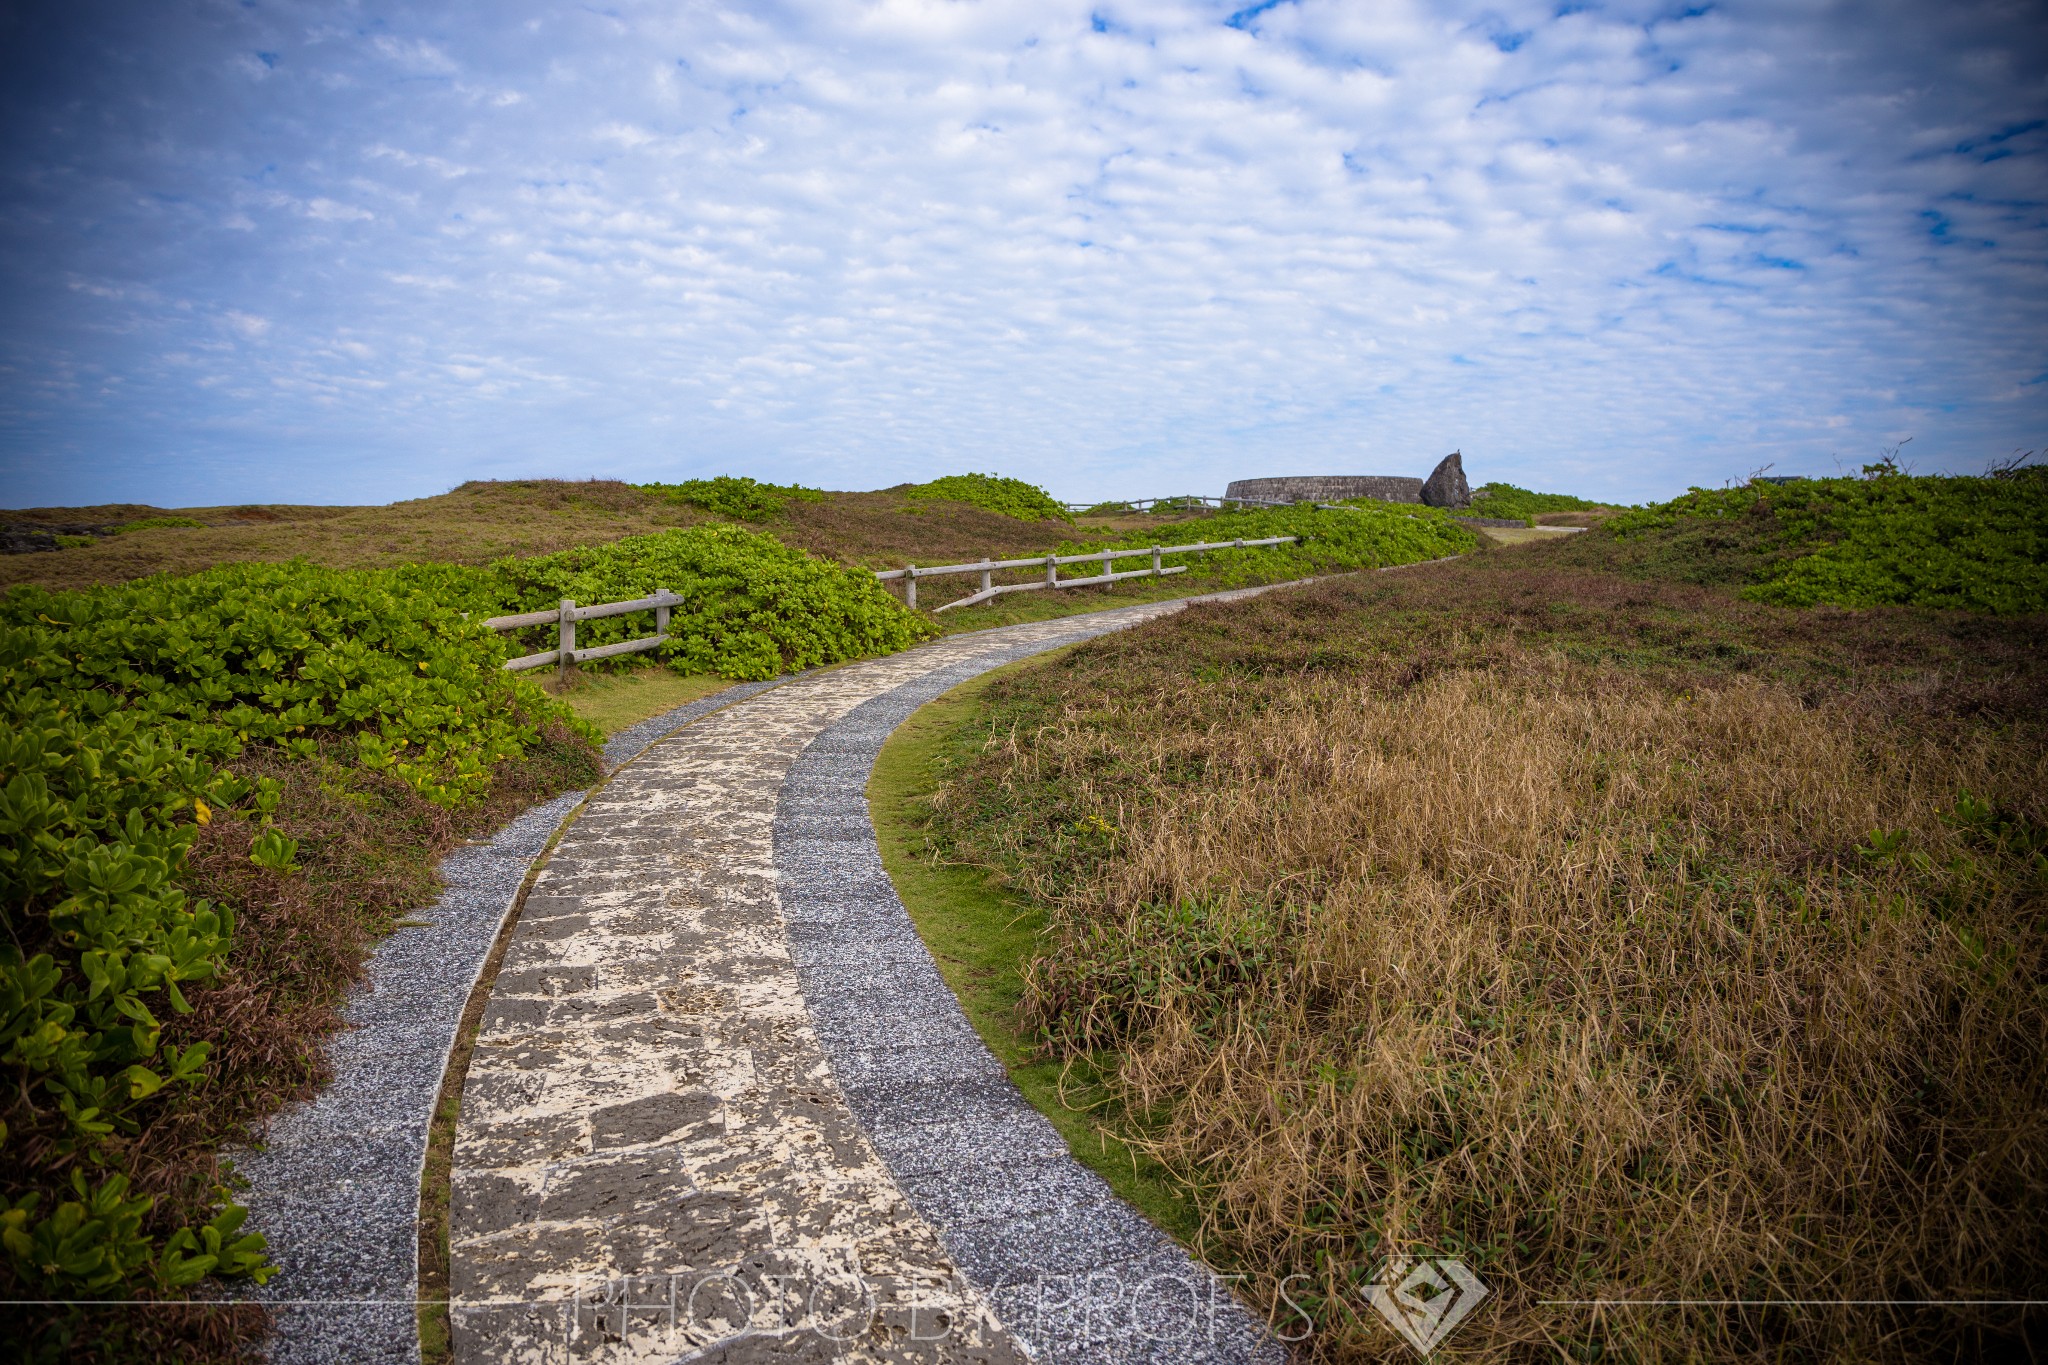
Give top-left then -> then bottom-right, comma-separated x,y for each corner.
1465,482 -> 1605,522
633,475 -> 825,523
904,550 -> 2048,1361
906,473 -> 1071,523
1,562 -> 600,1352
1603,470 -> 2047,613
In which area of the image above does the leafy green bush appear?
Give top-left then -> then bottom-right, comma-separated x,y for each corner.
1079,501 -> 1136,517
111,517 -> 208,534
1609,474 -> 2048,613
1060,502 -> 1475,585
1,561 -> 592,1300
635,475 -> 824,522
1466,482 -> 1603,522
908,473 -> 1072,522
480,524 -> 936,680
52,535 -> 94,549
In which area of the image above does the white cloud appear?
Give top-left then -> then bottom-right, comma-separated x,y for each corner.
304,197 -> 375,222
1,0 -> 2043,507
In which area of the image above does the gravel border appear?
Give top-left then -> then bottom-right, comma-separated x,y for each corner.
235,677 -> 786,1364
774,594 -> 1289,1365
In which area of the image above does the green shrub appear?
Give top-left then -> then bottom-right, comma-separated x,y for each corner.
635,475 -> 824,522
1,561 -> 593,1300
52,535 -> 94,549
111,517 -> 208,534
1609,474 -> 2048,613
1466,482 -> 1604,522
481,524 -> 936,680
1079,501 -> 1136,517
907,473 -> 1071,523
1060,502 -> 1475,585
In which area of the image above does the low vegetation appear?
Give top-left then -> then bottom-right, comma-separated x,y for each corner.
1464,481 -> 1607,522
429,523 -> 937,681
1605,467 -> 2047,613
633,475 -> 825,523
904,491 -> 2046,1360
111,518 -> 209,535
906,472 -> 1073,522
0,481 -> 706,594
1059,501 -> 1474,585
545,664 -> 729,736
1,562 -> 601,1359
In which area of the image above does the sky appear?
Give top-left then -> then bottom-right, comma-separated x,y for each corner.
1,0 -> 2044,510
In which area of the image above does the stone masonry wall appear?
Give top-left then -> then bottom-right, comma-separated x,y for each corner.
1224,475 -> 1424,504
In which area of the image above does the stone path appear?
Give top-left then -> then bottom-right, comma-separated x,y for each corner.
449,600 -> 1285,1364
238,684 -> 785,1365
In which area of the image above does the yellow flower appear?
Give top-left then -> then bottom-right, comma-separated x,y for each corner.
193,800 -> 211,825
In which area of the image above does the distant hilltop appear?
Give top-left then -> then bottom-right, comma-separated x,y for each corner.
1227,452 -> 1471,508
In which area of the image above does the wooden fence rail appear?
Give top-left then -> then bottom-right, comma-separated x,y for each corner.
481,535 -> 1302,675
874,535 -> 1297,612
484,589 -> 682,682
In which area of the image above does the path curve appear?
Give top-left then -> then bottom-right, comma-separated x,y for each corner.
235,585 -> 1311,1365
448,594 -> 1291,1364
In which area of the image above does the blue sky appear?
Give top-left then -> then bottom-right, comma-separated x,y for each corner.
2,0 -> 2043,509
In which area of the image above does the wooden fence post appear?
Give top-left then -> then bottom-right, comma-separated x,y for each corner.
1045,554 -> 1057,588
980,561 -> 992,595
558,599 -> 575,688
1152,544 -> 1162,576
654,587 -> 670,639
905,566 -> 917,610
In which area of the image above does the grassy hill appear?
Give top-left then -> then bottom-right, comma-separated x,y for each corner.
890,474 -> 2048,1362
1,478 -> 1200,593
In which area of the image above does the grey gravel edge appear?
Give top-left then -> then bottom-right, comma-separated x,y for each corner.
774,594 -> 1290,1365
233,676 -> 787,1365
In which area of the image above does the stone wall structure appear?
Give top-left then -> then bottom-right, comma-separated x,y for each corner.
1226,452 -> 1474,510
1224,475 -> 1423,504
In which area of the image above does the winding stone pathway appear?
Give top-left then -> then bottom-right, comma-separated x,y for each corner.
449,600 -> 1284,1364
237,587 -> 1308,1365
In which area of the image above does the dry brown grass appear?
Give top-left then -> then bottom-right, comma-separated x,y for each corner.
0,481 -> 703,591
926,557 -> 2048,1361
1,479 -> 1211,594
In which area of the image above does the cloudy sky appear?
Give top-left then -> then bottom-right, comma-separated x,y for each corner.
1,0 -> 2043,509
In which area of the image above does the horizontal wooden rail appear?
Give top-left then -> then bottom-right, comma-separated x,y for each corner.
876,536 -> 1298,611
483,588 -> 681,681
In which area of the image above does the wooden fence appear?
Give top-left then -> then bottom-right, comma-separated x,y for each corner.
874,535 -> 1297,612
484,591 -> 684,681
482,534 -> 1303,674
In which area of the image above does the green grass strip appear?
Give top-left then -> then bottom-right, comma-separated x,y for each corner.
866,658 -> 1199,1243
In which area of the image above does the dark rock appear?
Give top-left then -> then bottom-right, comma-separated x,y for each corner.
1420,451 -> 1471,508
1,523 -> 109,554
